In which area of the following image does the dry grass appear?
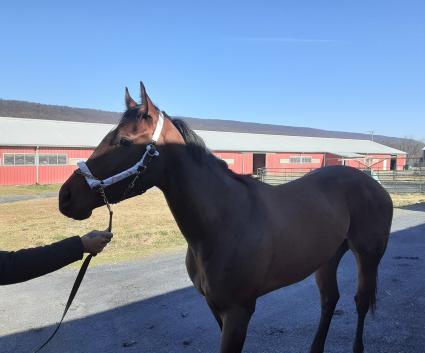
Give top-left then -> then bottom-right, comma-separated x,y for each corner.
0,184 -> 424,266
390,193 -> 425,207
0,188 -> 185,265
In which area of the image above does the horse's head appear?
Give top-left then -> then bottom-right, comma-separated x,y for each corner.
59,82 -> 184,220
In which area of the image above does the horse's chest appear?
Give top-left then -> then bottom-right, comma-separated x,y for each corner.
185,248 -> 208,295
185,248 -> 230,299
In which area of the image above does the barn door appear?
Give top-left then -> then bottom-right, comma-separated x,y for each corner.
390,156 -> 397,171
253,154 -> 266,175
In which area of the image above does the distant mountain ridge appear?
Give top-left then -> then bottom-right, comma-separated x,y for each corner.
1,99 -> 423,158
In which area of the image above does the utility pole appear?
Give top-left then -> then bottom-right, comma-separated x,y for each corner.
367,130 -> 375,142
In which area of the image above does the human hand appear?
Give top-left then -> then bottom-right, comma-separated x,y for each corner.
80,230 -> 113,254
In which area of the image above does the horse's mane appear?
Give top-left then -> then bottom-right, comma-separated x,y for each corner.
168,115 -> 257,185
119,107 -> 257,185
168,116 -> 228,168
169,118 -> 208,155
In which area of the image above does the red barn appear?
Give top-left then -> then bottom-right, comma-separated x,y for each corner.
0,117 -> 110,185
0,117 -> 407,185
196,130 -> 407,174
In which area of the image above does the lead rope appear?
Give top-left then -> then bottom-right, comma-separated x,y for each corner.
33,144 -> 155,352
32,187 -> 113,353
32,114 -> 161,352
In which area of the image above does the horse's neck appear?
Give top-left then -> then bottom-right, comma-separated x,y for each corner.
159,146 -> 238,248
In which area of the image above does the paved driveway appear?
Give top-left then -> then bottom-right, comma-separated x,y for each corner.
0,205 -> 424,353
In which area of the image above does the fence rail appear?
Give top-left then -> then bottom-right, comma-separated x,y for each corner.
257,167 -> 425,193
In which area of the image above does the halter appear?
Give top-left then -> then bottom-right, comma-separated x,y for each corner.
76,111 -> 164,192
74,111 -> 164,229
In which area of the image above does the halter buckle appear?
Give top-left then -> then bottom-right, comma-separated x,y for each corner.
146,143 -> 159,157
137,165 -> 147,172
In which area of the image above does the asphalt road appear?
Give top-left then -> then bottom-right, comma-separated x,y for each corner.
1,205 -> 424,353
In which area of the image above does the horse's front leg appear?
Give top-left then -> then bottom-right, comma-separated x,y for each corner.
219,303 -> 255,353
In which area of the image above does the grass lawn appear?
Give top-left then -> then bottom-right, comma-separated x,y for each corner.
390,193 -> 425,207
0,184 -> 424,265
0,188 -> 185,265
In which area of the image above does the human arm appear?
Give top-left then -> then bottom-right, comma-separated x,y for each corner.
0,231 -> 112,285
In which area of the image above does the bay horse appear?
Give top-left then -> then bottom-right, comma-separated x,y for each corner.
59,83 -> 393,353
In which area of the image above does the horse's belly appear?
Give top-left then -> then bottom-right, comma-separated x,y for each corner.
264,231 -> 345,292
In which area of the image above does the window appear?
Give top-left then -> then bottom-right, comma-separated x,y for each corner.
57,154 -> 67,165
39,154 -> 67,165
289,156 -> 312,164
26,155 -> 35,165
4,155 -> 15,165
58,155 -> 67,165
15,155 -> 25,165
222,158 -> 235,165
68,158 -> 87,165
3,153 -> 67,165
3,154 -> 36,165
39,155 -> 49,165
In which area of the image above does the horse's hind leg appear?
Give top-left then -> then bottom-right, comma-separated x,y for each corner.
310,241 -> 348,353
352,250 -> 384,353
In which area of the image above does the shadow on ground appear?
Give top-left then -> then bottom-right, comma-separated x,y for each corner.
1,224 -> 425,353
398,202 -> 425,212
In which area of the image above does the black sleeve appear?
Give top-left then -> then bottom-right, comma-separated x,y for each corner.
0,236 -> 84,285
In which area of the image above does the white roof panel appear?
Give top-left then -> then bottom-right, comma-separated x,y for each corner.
0,117 -> 406,155
0,117 -> 114,148
196,130 -> 406,155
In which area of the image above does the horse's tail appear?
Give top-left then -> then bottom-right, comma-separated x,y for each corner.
352,250 -> 383,317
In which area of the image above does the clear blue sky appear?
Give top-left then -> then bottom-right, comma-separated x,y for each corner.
1,0 -> 424,139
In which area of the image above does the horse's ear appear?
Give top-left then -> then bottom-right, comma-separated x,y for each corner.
125,87 -> 137,109
140,81 -> 149,114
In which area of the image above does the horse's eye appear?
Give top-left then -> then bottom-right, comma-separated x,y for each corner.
119,138 -> 133,147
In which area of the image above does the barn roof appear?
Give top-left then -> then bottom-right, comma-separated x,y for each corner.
0,116 -> 406,155
196,130 -> 405,155
0,117 -> 113,148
